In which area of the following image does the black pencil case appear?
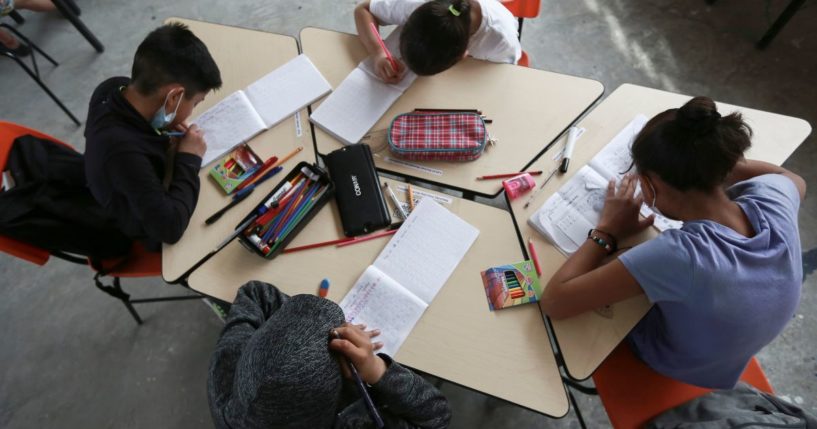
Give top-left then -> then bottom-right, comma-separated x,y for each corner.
236,162 -> 334,259
324,144 -> 391,237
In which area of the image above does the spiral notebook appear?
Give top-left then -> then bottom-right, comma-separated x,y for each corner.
310,28 -> 418,145
193,54 -> 332,166
339,198 -> 479,355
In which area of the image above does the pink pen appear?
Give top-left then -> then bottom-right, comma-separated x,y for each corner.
369,22 -> 398,73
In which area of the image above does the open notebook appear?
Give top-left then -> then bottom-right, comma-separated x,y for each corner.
339,198 -> 479,356
528,115 -> 683,255
193,54 -> 331,166
310,28 -> 418,145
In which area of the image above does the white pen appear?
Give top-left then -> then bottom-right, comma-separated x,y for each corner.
559,126 -> 580,173
383,182 -> 409,220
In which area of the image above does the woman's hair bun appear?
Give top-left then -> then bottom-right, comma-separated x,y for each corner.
677,96 -> 721,136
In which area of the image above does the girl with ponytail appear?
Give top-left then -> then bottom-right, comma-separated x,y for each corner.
539,96 -> 806,389
355,0 -> 521,81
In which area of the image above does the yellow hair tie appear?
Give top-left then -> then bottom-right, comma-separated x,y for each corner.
448,4 -> 461,16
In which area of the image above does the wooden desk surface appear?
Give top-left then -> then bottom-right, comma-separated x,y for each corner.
300,27 -> 603,197
161,19 -> 316,282
188,177 -> 570,417
509,83 -> 812,380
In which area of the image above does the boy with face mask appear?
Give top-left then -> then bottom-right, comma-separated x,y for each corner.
84,23 -> 222,250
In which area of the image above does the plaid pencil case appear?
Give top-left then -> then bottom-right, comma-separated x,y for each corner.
387,110 -> 489,161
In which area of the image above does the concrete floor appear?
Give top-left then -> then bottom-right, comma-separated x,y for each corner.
1,0 -> 815,427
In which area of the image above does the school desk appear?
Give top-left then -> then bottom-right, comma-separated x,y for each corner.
300,27 -> 604,198
161,19 -> 316,283
187,177 -> 571,417
508,83 -> 812,380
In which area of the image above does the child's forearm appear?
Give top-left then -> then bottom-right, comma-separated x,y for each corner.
726,159 -> 806,199
354,1 -> 386,58
726,159 -> 785,185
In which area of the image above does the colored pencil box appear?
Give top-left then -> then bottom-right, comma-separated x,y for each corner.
387,110 -> 489,161
208,144 -> 263,194
480,260 -> 542,311
236,162 -> 334,259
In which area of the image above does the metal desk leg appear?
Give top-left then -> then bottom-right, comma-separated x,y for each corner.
9,10 -> 25,24
51,0 -> 104,53
756,0 -> 805,49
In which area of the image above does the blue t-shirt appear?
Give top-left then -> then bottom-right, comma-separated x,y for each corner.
619,174 -> 802,388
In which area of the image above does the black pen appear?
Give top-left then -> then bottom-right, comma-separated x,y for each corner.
332,330 -> 384,428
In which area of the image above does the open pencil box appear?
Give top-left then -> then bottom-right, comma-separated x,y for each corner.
387,110 -> 489,161
236,162 -> 334,259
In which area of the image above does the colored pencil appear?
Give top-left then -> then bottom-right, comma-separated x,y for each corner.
283,236 -> 355,253
477,170 -> 544,180
262,180 -> 309,242
407,184 -> 415,211
272,146 -> 303,169
270,184 -> 325,248
369,22 -> 397,73
527,237 -> 543,276
336,229 -> 397,248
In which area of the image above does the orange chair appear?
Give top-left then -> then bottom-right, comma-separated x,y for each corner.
500,0 -> 541,38
0,121 -> 201,324
592,342 -> 774,429
500,0 -> 539,67
518,50 -> 530,68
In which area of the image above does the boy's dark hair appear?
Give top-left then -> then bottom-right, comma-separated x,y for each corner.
400,0 -> 472,76
631,96 -> 752,191
131,23 -> 222,98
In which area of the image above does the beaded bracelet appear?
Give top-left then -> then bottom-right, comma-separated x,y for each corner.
587,229 -> 618,255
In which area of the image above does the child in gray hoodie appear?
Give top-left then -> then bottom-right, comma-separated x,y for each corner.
208,281 -> 451,429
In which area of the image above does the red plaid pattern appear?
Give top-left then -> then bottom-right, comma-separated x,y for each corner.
388,112 -> 488,161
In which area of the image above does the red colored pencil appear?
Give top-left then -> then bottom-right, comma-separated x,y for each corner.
336,229 -> 397,248
283,237 -> 355,254
476,171 -> 543,180
527,237 -> 542,276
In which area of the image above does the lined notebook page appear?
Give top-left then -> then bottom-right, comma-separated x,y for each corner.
339,265 -> 428,356
310,29 -> 418,145
245,54 -> 331,128
374,198 -> 480,304
194,91 -> 266,166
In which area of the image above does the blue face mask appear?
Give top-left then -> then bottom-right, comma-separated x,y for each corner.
150,89 -> 184,130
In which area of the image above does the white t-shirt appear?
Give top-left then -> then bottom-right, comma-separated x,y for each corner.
368,0 -> 522,64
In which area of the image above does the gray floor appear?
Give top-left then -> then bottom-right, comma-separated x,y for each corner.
1,0 -> 815,428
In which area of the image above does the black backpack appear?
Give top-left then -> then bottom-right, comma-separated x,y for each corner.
0,135 -> 132,260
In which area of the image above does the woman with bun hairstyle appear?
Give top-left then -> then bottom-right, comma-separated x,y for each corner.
538,97 -> 806,388
354,0 -> 521,82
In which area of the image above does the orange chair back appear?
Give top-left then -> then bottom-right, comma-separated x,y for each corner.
93,242 -> 161,277
518,50 -> 530,67
0,121 -> 77,266
592,342 -> 773,429
500,0 -> 541,18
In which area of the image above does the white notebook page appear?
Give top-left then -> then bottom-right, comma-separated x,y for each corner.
310,29 -> 418,145
245,54 -> 331,128
339,265 -> 428,356
194,91 -> 266,166
373,198 -> 479,304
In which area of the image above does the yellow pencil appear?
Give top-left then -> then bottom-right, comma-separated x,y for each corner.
272,146 -> 303,169
407,183 -> 415,211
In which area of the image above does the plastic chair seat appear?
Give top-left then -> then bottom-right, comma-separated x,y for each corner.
518,50 -> 530,67
592,342 -> 773,429
94,242 -> 161,277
